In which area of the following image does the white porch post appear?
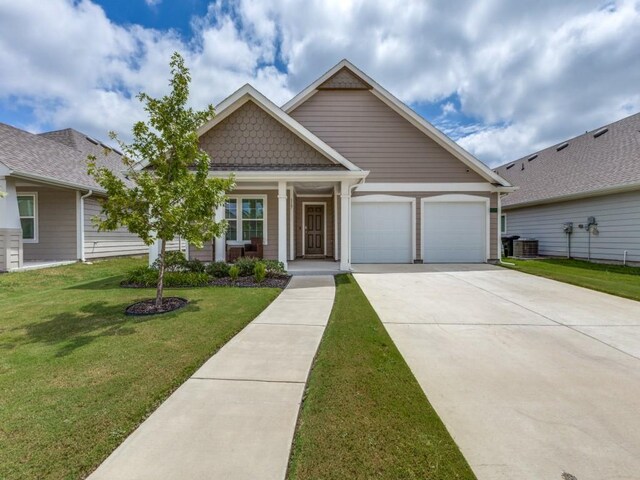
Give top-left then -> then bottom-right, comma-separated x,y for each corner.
340,180 -> 351,271
278,181 -> 288,269
214,205 -> 226,262
0,176 -> 23,271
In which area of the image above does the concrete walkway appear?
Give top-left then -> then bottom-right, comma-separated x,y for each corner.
89,276 -> 335,480
355,265 -> 640,480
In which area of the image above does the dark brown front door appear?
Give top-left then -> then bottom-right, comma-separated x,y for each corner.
305,205 -> 324,255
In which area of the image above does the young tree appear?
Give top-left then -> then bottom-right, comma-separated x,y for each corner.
88,52 -> 234,309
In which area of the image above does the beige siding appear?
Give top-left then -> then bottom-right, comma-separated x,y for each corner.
200,101 -> 336,167
189,241 -> 213,262
295,196 -> 335,258
352,191 -> 496,260
17,186 -> 77,261
84,197 -> 147,259
290,90 -> 485,183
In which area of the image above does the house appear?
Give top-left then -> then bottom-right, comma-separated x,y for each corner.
0,124 -> 182,272
182,60 -> 514,270
495,112 -> 640,265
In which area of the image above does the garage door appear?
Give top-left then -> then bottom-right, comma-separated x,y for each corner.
422,201 -> 486,263
351,201 -> 413,263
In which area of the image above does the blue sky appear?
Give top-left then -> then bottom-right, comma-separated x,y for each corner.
0,0 -> 639,166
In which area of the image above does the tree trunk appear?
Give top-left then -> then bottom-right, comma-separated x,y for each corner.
155,239 -> 166,309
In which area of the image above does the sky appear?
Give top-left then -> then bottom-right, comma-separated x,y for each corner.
0,0 -> 639,167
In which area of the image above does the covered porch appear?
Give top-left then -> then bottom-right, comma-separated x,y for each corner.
186,172 -> 366,271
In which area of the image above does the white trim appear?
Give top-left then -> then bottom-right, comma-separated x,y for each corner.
11,172 -> 105,194
333,184 -> 338,260
76,189 -> 92,261
420,194 -> 490,262
498,195 -> 504,259
17,192 -> 38,243
355,182 -> 516,193
197,84 -> 363,172
288,187 -> 295,260
351,194 -> 417,262
340,181 -> 351,270
225,194 -> 268,245
277,181 -> 288,268
214,205 -> 226,262
209,171 -> 367,181
295,193 -> 333,198
302,202 -> 327,256
283,59 -> 511,187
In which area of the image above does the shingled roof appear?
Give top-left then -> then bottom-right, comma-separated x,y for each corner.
496,112 -> 640,208
0,123 -> 124,192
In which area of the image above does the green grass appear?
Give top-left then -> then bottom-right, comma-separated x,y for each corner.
0,258 -> 280,480
502,258 -> 640,301
287,274 -> 476,480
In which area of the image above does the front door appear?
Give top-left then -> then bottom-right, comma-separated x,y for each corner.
305,205 -> 324,255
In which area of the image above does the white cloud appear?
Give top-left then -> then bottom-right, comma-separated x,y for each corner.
0,0 -> 638,166
145,0 -> 161,6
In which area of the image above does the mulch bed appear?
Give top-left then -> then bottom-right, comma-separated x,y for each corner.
121,275 -> 291,289
125,297 -> 188,316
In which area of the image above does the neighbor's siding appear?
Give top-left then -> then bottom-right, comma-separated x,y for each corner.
0,228 -> 22,271
504,190 -> 640,263
352,191 -> 497,261
84,197 -> 182,259
17,186 -> 77,261
290,90 -> 485,183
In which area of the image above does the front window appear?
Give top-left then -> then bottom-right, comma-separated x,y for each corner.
500,214 -> 507,234
225,196 -> 266,243
18,194 -> 37,242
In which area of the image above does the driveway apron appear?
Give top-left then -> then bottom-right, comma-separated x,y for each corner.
355,265 -> 640,480
89,275 -> 335,480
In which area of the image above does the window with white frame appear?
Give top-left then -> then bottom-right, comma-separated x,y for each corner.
225,196 -> 266,243
18,193 -> 38,242
500,214 -> 507,234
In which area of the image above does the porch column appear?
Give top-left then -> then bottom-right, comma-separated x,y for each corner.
148,239 -> 160,267
214,205 -> 226,262
0,176 -> 23,271
340,180 -> 351,271
278,181 -> 288,269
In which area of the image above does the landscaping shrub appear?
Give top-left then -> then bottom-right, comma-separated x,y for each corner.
206,261 -> 230,278
153,250 -> 187,272
262,259 -> 286,276
125,266 -> 159,286
184,259 -> 205,273
234,257 -> 259,276
254,262 -> 267,283
229,265 -> 240,281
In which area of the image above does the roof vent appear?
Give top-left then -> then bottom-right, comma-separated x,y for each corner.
521,163 -> 525,171
506,163 -> 515,170
86,136 -> 99,145
527,154 -> 538,161
556,142 -> 569,152
593,127 -> 609,138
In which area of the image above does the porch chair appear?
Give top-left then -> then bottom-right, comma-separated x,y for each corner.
243,237 -> 264,259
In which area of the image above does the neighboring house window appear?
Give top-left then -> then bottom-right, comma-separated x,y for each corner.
500,214 -> 507,234
225,196 -> 267,244
18,193 -> 38,242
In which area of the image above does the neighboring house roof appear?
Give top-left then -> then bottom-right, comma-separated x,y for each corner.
283,59 -> 512,188
196,84 -> 364,173
0,123 -> 122,192
496,112 -> 640,208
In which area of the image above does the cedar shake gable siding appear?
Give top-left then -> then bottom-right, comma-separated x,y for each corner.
290,89 -> 485,183
199,101 -> 342,169
317,67 -> 372,90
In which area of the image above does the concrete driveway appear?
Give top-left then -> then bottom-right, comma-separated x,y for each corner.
354,265 -> 640,480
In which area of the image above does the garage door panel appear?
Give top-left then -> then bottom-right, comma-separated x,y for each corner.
423,201 -> 486,263
352,202 -> 412,263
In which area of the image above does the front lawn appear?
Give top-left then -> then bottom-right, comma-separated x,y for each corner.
0,258 -> 280,480
502,258 -> 640,301
287,274 -> 476,480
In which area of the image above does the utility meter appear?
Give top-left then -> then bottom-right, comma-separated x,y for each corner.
563,222 -> 573,234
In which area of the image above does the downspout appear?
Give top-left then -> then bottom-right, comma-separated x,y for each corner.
79,190 -> 93,262
497,192 -> 515,266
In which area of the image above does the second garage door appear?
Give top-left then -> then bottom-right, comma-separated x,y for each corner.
351,201 -> 413,263
422,200 -> 487,263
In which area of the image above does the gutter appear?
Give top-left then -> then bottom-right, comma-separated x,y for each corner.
11,171 -> 105,195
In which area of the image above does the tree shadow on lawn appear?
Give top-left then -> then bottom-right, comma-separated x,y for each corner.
6,300 -> 201,357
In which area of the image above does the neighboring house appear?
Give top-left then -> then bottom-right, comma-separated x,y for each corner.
0,124 -> 182,272
183,60 -> 514,270
495,112 -> 640,264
